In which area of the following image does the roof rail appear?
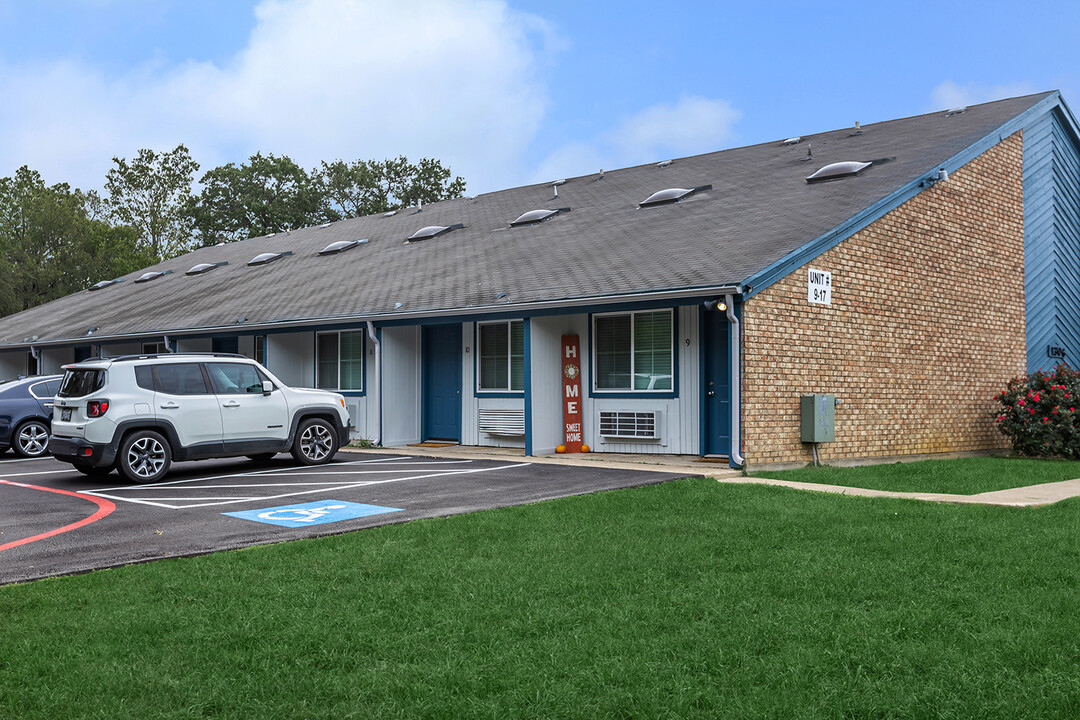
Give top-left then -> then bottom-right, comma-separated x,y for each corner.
93,352 -> 250,362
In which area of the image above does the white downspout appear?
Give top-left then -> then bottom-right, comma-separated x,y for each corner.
365,321 -> 382,446
724,294 -> 744,468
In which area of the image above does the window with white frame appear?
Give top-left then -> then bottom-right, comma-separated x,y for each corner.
594,310 -> 673,391
316,330 -> 364,391
478,320 -> 524,392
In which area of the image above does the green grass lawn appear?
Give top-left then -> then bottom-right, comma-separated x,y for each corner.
2,475 -> 1079,718
752,455 -> 1080,495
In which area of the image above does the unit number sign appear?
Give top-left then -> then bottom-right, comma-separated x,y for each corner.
808,268 -> 832,305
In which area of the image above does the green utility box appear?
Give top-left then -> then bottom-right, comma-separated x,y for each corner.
800,394 -> 835,443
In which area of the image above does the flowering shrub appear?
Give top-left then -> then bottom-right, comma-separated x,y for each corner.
993,364 -> 1080,457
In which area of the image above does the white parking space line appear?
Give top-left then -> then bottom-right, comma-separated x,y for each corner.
0,469 -> 79,478
87,456 -> 455,493
82,460 -> 532,510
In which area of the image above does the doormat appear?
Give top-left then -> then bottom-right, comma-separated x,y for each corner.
409,442 -> 459,448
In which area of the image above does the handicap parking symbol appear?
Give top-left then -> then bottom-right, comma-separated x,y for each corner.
223,500 -> 403,528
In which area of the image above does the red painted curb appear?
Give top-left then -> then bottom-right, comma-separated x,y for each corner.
0,479 -> 116,552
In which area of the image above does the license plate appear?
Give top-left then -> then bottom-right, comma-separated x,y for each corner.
61,408 -> 72,421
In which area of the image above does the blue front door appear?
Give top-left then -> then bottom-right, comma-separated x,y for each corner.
704,309 -> 731,456
423,325 -> 462,441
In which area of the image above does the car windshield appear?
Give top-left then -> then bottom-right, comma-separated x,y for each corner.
58,369 -> 106,398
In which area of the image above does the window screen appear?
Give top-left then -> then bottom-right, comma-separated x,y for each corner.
478,320 -> 524,392
594,310 -> 672,391
316,331 -> 364,391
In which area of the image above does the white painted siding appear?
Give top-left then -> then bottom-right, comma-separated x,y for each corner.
529,314 -> 584,454
175,337 -> 211,353
99,342 -> 142,357
39,347 -> 74,374
266,332 -> 314,387
475,396 -> 525,448
461,320 -> 525,448
461,322 -> 477,446
585,305 -> 701,455
0,351 -> 24,379
345,333 -> 379,443
381,325 -> 421,447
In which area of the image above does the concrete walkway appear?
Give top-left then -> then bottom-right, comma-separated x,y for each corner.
349,445 -> 1080,508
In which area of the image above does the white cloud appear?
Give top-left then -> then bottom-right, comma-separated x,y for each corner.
0,0 -> 554,194
929,80 -> 1040,111
531,95 -> 741,184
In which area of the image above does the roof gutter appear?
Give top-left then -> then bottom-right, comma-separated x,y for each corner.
365,321 -> 381,447
1,285 -> 744,349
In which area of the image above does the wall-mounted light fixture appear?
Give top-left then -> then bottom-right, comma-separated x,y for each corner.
703,299 -> 728,312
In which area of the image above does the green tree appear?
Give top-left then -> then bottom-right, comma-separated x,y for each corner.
0,167 -> 154,317
105,144 -> 199,261
317,156 -> 466,219
191,153 -> 327,243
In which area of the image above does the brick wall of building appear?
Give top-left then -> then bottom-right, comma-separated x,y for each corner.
741,132 -> 1027,467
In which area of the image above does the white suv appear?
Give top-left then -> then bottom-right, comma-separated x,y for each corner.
49,353 -> 351,483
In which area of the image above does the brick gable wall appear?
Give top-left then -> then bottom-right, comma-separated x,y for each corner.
741,132 -> 1026,467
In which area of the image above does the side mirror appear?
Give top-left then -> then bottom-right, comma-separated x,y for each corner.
262,380 -> 274,396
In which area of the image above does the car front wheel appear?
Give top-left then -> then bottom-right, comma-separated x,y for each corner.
291,418 -> 338,465
13,420 -> 50,458
117,430 -> 172,483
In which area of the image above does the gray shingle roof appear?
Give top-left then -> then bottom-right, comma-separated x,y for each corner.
0,92 -> 1054,347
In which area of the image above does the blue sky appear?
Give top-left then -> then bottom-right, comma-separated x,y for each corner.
1,0 -> 1077,196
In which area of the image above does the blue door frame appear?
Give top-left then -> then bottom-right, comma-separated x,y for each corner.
422,325 -> 462,441
703,309 -> 731,456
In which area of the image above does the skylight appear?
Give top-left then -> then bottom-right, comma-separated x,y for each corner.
247,251 -> 292,266
639,185 -> 711,208
319,239 -> 368,255
805,161 -> 872,184
406,224 -> 463,242
88,279 -> 121,292
186,262 -> 227,276
134,270 -> 172,284
510,209 -> 558,227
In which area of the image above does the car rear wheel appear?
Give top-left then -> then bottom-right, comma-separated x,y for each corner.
291,418 -> 338,465
13,420 -> 50,458
117,430 -> 172,483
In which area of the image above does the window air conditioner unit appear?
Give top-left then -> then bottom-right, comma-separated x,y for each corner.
478,408 -> 526,436
598,410 -> 662,440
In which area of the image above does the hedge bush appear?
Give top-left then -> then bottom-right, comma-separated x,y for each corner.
994,364 -> 1080,458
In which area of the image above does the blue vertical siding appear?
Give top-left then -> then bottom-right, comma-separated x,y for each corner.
1024,107 -> 1080,372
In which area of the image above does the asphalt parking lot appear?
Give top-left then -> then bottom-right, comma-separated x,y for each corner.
0,450 -> 686,585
